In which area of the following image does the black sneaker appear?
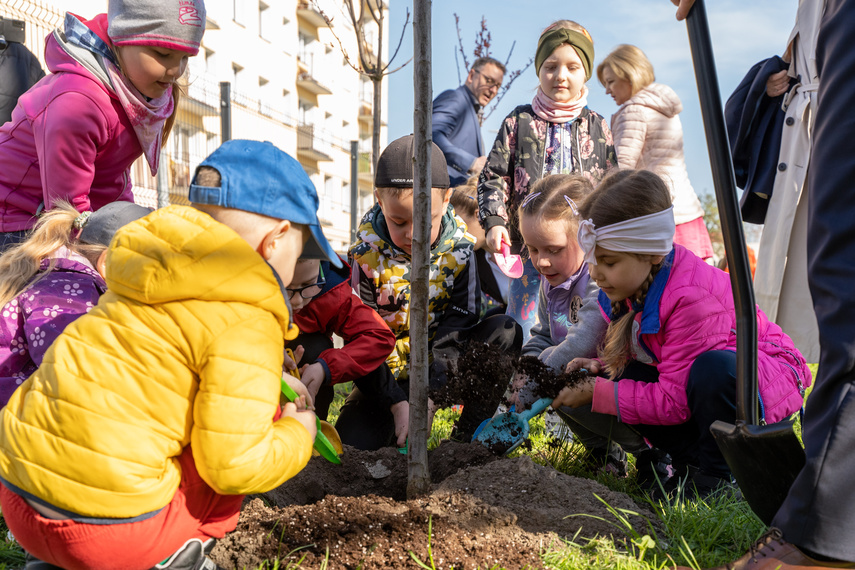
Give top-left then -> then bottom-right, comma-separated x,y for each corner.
634,448 -> 674,492
582,445 -> 628,477
24,553 -> 63,570
155,538 -> 223,570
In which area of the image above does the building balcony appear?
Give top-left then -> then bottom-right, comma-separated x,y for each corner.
297,125 -> 333,162
297,1 -> 329,28
297,71 -> 332,95
358,151 -> 373,183
358,99 -> 372,124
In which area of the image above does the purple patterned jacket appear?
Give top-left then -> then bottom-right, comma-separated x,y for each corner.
0,254 -> 105,405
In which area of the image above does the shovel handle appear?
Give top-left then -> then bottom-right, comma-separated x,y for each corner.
685,0 -> 759,425
518,397 -> 553,422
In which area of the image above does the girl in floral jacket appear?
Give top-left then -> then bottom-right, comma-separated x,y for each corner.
478,19 -> 617,340
0,201 -> 149,405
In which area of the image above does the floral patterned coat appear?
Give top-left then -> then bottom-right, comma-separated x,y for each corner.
0,254 -> 105,406
477,105 -> 617,247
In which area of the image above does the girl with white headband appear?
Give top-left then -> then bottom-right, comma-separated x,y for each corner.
477,19 -> 618,341
553,169 -> 811,502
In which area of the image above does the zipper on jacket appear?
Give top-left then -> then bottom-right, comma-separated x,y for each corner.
761,340 -> 806,396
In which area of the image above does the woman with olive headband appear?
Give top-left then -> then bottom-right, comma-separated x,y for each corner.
477,19 -> 618,341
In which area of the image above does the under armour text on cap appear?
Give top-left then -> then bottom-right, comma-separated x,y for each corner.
188,139 -> 342,267
374,134 -> 450,189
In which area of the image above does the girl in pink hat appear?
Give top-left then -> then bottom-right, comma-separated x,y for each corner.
0,0 -> 206,253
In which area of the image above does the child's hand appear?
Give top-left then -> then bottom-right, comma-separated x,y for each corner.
485,226 -> 510,254
391,400 -> 409,448
566,358 -> 601,376
281,402 -> 318,439
282,373 -> 314,411
300,362 -> 326,401
551,376 -> 596,409
507,372 -> 529,410
284,345 -> 305,375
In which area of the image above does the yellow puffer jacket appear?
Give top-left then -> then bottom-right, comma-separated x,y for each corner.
0,206 -> 312,519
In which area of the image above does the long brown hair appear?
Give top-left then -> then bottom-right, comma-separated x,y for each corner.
0,203 -> 107,307
578,169 -> 672,378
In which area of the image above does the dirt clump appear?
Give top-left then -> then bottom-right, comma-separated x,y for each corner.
515,355 -> 589,400
430,341 -> 517,408
212,442 -> 660,569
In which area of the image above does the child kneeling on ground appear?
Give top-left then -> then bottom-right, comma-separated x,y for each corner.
0,140 -> 336,570
349,135 -> 523,447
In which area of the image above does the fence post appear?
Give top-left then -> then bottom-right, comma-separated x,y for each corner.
156,147 -> 169,209
350,140 -> 359,245
219,81 -> 231,143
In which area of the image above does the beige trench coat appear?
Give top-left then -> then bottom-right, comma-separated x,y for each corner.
754,0 -> 825,363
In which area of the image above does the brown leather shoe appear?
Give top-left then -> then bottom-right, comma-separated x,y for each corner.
672,528 -> 855,569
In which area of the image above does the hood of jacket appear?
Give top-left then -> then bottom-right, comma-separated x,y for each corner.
105,205 -> 294,336
621,83 -> 682,119
44,14 -> 114,97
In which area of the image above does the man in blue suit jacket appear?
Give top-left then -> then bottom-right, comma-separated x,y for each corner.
432,57 -> 505,187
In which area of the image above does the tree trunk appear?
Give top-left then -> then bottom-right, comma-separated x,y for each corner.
408,0 -> 432,500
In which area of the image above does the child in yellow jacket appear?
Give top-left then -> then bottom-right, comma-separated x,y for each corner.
0,140 -> 339,570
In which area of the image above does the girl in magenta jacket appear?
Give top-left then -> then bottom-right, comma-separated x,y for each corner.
553,169 -> 811,501
0,0 -> 205,252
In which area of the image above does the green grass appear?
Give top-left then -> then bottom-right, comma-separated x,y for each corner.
0,366 -> 819,569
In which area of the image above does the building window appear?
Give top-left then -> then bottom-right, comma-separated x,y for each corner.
232,63 -> 245,93
233,0 -> 247,25
203,48 -> 216,75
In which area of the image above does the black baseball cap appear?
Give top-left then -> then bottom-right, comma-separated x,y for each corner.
374,135 -> 450,189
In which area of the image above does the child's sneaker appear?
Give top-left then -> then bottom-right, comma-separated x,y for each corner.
634,448 -> 674,492
24,554 -> 62,570
543,409 -> 574,442
155,538 -> 223,570
582,445 -> 628,477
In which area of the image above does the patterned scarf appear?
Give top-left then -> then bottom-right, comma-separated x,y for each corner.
60,13 -> 172,175
531,85 -> 589,124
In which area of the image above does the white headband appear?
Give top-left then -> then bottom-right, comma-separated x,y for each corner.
578,206 -> 676,265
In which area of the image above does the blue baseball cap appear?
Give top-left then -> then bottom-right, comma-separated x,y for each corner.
188,140 -> 342,268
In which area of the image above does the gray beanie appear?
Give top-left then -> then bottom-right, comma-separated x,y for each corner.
108,0 -> 206,56
79,202 -> 153,247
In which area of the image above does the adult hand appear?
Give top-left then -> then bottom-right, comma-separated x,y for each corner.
391,400 -> 410,448
485,226 -> 510,254
469,155 -> 487,176
299,362 -> 326,402
282,373 -> 314,411
551,376 -> 596,409
671,0 -> 695,20
281,402 -> 318,439
284,345 -> 305,375
565,358 -> 602,377
766,69 -> 790,97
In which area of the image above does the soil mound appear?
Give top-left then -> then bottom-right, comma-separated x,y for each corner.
212,442 -> 658,569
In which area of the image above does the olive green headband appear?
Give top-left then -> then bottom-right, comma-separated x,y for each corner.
535,28 -> 595,81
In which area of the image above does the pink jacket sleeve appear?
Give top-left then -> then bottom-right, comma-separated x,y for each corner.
611,105 -> 648,170
34,90 -> 112,212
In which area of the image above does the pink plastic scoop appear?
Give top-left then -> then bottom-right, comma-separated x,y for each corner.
494,239 -> 523,278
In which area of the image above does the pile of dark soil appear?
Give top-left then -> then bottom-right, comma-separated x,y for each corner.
211,442 -> 660,569
430,341 -> 517,409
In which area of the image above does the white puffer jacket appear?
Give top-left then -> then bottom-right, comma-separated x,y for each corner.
611,83 -> 705,225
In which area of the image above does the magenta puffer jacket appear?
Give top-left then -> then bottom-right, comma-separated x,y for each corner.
591,245 -> 811,426
0,20 -> 137,232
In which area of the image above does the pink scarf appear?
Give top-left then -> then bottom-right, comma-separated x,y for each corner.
105,60 -> 174,175
531,85 -> 588,124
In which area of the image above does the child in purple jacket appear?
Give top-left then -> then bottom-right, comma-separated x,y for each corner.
0,201 -> 150,405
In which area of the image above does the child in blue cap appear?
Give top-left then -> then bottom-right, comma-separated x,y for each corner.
0,140 -> 337,570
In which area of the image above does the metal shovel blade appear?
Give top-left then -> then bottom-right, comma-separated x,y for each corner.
710,419 -> 805,525
494,241 -> 524,278
475,397 -> 552,455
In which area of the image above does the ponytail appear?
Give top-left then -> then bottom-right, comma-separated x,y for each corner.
599,262 -> 661,379
0,202 -> 106,307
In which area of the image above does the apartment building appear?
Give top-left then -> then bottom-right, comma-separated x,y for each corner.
1,0 -> 388,255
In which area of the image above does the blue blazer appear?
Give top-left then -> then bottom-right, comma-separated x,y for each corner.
432,85 -> 483,187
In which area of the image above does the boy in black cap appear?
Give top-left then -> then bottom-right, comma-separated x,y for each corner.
0,140 -> 333,570
347,134 -> 522,448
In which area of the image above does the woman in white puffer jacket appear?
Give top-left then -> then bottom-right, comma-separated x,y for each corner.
597,44 -> 713,261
